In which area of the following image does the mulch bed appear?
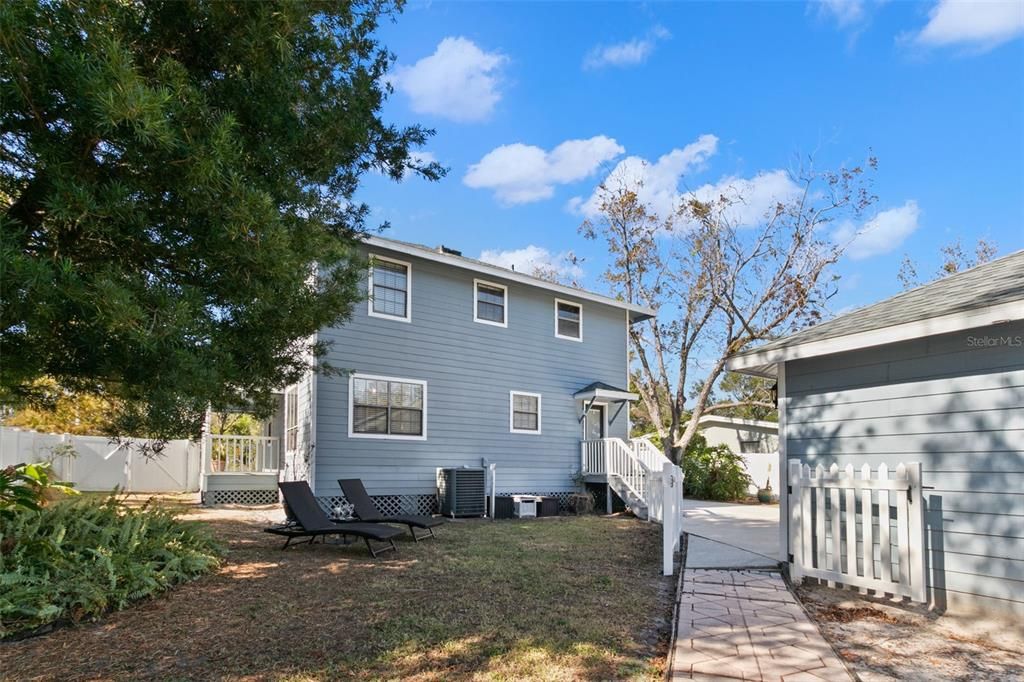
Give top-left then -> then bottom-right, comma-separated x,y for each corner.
0,508 -> 673,681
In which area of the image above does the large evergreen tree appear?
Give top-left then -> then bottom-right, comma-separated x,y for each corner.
0,0 -> 443,439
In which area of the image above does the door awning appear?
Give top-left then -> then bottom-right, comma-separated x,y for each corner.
573,381 -> 639,403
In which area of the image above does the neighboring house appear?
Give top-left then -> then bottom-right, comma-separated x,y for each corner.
201,236 -> 667,517
727,250 -> 1024,618
691,415 -> 779,494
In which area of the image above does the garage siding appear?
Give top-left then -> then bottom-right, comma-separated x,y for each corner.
784,320 -> 1024,616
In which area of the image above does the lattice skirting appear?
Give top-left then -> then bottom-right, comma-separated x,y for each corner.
204,489 -> 279,506
317,493 -> 437,519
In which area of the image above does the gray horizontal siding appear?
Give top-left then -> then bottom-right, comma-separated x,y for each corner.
313,246 -> 629,498
784,320 -> 1024,616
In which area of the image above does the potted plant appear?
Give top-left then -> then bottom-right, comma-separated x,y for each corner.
756,463 -> 773,504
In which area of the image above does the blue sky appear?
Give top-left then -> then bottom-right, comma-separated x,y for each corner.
358,0 -> 1024,315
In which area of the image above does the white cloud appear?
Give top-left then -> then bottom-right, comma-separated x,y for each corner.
572,134 -> 720,218
583,26 -> 671,70
464,136 -> 624,205
834,200 -> 921,260
390,37 -> 507,122
684,170 -> 805,227
478,245 -> 584,280
571,136 -> 806,228
815,0 -> 866,28
911,0 -> 1024,50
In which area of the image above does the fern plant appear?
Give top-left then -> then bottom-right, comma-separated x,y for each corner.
0,496 -> 221,637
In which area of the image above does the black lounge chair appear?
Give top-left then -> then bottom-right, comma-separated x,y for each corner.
338,478 -> 446,542
265,481 -> 401,557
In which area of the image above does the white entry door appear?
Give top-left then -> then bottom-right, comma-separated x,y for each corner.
584,404 -> 606,440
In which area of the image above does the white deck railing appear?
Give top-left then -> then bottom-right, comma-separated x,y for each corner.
207,435 -> 279,473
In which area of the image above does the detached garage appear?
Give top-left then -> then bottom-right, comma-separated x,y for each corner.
728,250 -> 1023,618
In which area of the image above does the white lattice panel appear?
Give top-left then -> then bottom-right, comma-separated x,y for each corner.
317,494 -> 436,519
205,489 -> 278,506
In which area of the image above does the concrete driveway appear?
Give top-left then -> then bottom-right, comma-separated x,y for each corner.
683,499 -> 780,569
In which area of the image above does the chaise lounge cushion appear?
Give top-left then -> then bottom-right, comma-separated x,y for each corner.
338,479 -> 446,534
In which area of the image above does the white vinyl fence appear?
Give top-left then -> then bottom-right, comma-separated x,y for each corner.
648,461 -> 685,576
0,427 -> 201,493
788,461 -> 926,602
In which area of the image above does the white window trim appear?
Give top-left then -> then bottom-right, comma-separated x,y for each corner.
348,373 -> 427,441
473,279 -> 508,328
284,386 -> 299,453
367,254 -> 412,323
509,391 -> 542,435
554,298 -> 583,342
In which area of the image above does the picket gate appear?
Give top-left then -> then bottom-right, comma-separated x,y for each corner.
789,461 -> 926,603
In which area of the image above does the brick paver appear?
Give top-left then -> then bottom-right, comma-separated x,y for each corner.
671,570 -> 853,681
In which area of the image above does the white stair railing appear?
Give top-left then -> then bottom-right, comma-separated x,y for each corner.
581,437 -> 680,515
630,437 -> 672,471
581,436 -> 685,575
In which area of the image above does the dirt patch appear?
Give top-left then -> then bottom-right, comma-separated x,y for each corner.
797,583 -> 1024,682
0,499 -> 673,681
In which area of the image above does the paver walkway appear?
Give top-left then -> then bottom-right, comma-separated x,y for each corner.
671,569 -> 852,681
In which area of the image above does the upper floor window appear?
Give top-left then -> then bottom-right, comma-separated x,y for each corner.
554,299 -> 583,341
349,374 -> 426,440
368,255 -> 411,322
474,279 -> 508,327
510,391 -> 542,434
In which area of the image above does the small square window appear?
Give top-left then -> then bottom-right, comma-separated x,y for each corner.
555,299 -> 582,341
510,391 -> 541,434
474,280 -> 508,327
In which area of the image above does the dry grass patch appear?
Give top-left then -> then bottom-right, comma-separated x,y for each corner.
1,506 -> 674,681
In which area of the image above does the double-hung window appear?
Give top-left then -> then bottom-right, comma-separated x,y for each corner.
554,299 -> 583,341
350,375 -> 426,439
284,387 -> 298,453
474,279 -> 508,327
509,391 -> 542,434
368,255 -> 411,322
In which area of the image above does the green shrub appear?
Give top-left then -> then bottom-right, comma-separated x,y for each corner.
0,462 -> 77,519
0,496 -> 221,637
681,434 -> 752,501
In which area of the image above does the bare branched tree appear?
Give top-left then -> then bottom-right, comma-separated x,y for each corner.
897,237 -> 999,291
581,157 -> 878,460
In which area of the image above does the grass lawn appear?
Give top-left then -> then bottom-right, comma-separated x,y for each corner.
0,504 -> 674,681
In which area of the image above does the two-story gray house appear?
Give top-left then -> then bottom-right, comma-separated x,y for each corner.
201,235 -> 661,516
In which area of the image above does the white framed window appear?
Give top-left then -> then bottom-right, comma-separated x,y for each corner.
554,298 -> 583,341
368,254 -> 411,322
509,391 -> 542,434
474,279 -> 508,327
284,387 -> 298,453
349,374 -> 427,440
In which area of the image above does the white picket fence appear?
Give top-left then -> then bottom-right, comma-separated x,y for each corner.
0,427 -> 201,492
789,461 -> 926,603
648,461 -> 684,576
